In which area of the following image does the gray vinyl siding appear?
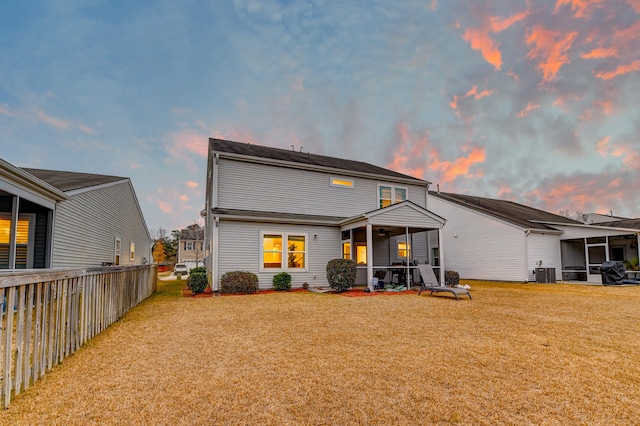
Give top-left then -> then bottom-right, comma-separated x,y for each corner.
526,233 -> 562,282
51,181 -> 151,268
429,197 -> 527,281
217,159 -> 428,216
217,220 -> 341,289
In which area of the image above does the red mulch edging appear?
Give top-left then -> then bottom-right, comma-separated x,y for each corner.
340,289 -> 419,297
214,288 -> 419,297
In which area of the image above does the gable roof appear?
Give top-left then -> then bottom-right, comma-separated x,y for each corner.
209,138 -> 429,185
21,168 -> 126,193
597,218 -> 640,230
179,228 -> 205,240
430,191 -> 582,231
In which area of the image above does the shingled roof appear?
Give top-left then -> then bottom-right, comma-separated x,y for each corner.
597,218 -> 640,230
21,168 -> 126,193
430,191 -> 583,230
209,138 -> 429,184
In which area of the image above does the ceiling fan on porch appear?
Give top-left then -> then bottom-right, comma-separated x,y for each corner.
377,227 -> 389,237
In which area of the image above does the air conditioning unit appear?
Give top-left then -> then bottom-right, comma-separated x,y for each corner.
535,268 -> 556,283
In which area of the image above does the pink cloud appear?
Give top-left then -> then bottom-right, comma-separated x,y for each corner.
554,0 -> 608,18
385,121 -> 430,179
186,181 -> 198,188
0,104 -> 19,117
526,26 -> 578,82
179,195 -> 189,202
629,0 -> 640,13
517,103 -> 540,117
464,86 -> 494,99
594,59 -> 640,80
490,10 -> 529,33
581,47 -> 619,59
157,200 -> 174,214
462,28 -> 503,70
429,146 -> 486,183
595,136 -> 611,156
36,109 -> 71,130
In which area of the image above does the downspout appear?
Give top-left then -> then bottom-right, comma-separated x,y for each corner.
524,229 -> 530,283
212,153 -> 220,290
213,217 -> 220,291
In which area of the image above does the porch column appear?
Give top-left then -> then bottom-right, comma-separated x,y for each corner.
366,224 -> 373,291
8,196 -> 19,270
405,227 -> 411,288
438,227 -> 445,286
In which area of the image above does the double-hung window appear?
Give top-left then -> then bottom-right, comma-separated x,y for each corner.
397,242 -> 411,258
378,185 -> 408,208
185,241 -> 195,251
261,232 -> 307,271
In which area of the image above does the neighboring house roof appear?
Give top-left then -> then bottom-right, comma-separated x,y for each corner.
0,158 -> 68,203
209,138 -> 429,185
429,191 -> 582,231
597,218 -> 640,230
179,228 -> 205,240
21,168 -> 126,193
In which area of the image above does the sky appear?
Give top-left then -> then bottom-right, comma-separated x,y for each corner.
1,0 -> 639,234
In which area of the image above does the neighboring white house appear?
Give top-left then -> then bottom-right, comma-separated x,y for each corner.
204,138 -> 446,291
427,191 -> 640,283
1,157 -> 152,270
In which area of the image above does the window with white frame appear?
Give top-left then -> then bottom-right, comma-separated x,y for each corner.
330,177 -> 354,189
114,237 -> 121,265
261,232 -> 307,270
378,185 -> 408,208
185,241 -> 195,251
130,242 -> 135,261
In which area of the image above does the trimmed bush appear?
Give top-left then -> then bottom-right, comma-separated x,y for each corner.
326,258 -> 356,293
190,266 -> 206,275
220,271 -> 259,294
445,270 -> 460,287
187,272 -> 208,294
272,272 -> 292,291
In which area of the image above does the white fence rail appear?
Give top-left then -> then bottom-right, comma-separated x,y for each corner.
0,265 -> 157,409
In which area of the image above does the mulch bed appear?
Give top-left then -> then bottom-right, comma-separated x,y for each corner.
215,287 -> 419,297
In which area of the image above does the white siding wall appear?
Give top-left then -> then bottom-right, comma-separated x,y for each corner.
526,233 -> 562,282
51,182 -> 151,268
428,197 -> 528,281
217,220 -> 341,289
217,159 -> 428,216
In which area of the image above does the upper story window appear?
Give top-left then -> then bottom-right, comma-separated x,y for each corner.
378,185 -> 408,208
330,177 -> 354,189
185,241 -> 195,251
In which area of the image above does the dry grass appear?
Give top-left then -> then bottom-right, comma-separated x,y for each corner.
2,280 -> 640,425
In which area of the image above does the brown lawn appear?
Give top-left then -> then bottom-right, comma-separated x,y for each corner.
1,280 -> 639,425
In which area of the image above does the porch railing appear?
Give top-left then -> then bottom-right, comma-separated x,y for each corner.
0,264 -> 157,409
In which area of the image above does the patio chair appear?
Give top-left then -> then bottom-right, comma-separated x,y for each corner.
417,264 -> 471,301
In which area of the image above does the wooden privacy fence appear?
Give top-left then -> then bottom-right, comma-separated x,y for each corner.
0,265 -> 157,409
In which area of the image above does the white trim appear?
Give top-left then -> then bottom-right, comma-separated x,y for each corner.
259,231 -> 309,272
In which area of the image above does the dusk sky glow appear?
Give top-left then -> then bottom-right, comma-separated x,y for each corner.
1,0 -> 639,232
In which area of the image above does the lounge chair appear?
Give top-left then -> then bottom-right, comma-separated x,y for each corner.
416,264 -> 472,301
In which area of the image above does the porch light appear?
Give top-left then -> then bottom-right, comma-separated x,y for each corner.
378,228 -> 388,237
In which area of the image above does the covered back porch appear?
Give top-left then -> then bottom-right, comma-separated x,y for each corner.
339,201 -> 446,291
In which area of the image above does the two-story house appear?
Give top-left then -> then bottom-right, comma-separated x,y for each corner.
177,226 -> 205,268
204,138 -> 446,291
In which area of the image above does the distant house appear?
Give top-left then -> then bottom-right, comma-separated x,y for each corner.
0,157 -> 152,270
428,191 -> 640,283
177,227 -> 205,268
204,138 -> 446,290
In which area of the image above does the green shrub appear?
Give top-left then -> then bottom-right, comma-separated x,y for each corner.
187,272 -> 208,294
220,271 -> 259,294
445,270 -> 460,287
326,258 -> 356,293
190,266 -> 206,275
272,272 -> 292,291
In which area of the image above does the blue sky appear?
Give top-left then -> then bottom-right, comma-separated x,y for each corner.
2,0 -> 639,233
